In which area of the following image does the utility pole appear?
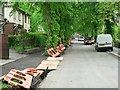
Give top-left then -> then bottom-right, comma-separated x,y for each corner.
0,1 -> 9,59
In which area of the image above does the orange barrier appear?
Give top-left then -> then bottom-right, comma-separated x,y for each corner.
47,48 -> 60,57
4,68 -> 45,89
23,68 -> 44,77
47,44 -> 66,57
59,44 -> 65,51
4,69 -> 33,89
68,39 -> 71,46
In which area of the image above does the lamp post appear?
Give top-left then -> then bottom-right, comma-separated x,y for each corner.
0,2 -> 9,59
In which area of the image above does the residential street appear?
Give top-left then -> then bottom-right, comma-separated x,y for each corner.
0,2 -> 120,89
38,42 -> 118,88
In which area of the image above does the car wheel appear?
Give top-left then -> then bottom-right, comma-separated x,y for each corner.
111,47 -> 113,51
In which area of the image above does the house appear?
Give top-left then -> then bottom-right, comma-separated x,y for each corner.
3,3 -> 31,35
0,4 -> 3,34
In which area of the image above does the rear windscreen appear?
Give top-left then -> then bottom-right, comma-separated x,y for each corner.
97,35 -> 112,43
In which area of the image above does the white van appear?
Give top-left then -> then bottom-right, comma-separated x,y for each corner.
95,34 -> 113,51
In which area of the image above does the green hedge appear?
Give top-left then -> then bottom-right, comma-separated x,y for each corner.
114,40 -> 120,48
26,32 -> 47,47
8,35 -> 21,47
9,32 -> 47,49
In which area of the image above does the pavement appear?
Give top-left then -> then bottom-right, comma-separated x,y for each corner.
0,49 -> 27,66
38,42 -> 118,88
0,48 -> 47,77
113,47 -> 119,55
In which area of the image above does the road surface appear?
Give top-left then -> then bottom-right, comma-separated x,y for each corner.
38,42 -> 118,88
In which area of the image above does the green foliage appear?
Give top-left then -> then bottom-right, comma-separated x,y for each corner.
12,2 -> 120,49
0,82 -> 13,89
0,81 -> 19,89
8,32 -> 47,53
8,35 -> 21,47
26,32 -> 47,47
114,40 -> 120,48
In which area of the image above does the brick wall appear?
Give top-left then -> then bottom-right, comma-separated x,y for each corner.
4,23 -> 14,35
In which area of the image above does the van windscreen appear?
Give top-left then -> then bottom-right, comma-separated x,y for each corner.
97,35 -> 112,43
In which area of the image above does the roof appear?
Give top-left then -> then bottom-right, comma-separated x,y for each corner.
16,8 -> 31,16
4,3 -> 31,16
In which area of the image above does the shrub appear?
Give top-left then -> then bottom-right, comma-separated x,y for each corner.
26,32 -> 47,47
8,32 -> 47,53
114,40 -> 120,48
8,35 -> 21,47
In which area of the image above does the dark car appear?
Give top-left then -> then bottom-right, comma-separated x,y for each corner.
84,37 -> 93,45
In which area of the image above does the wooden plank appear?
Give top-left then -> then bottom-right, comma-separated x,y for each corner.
36,60 -> 60,70
36,64 -> 57,70
36,64 -> 48,70
41,60 -> 60,66
47,57 -> 63,61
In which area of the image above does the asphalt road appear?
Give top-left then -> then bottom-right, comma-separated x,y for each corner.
38,42 -> 118,88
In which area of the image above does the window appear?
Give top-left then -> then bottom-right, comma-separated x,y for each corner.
25,15 -> 27,23
13,11 -> 16,19
18,12 -> 21,21
0,8 -> 2,15
28,17 -> 30,24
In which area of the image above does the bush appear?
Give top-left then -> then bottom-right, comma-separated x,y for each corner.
114,40 -> 120,48
8,32 -> 47,53
26,32 -> 47,47
8,35 -> 21,47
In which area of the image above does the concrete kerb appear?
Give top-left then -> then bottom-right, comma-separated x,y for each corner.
107,51 -> 120,58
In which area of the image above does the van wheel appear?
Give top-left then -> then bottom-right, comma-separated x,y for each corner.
111,47 -> 113,51
96,47 -> 99,52
96,49 -> 99,52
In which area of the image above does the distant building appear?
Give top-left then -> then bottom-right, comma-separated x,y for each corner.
3,3 -> 31,35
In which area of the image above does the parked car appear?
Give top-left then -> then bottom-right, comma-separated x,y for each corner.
78,36 -> 84,41
84,37 -> 93,45
95,34 -> 113,51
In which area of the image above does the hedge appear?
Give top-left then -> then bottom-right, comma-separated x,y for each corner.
26,32 -> 47,47
8,35 -> 21,47
8,32 -> 47,49
114,40 -> 120,48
